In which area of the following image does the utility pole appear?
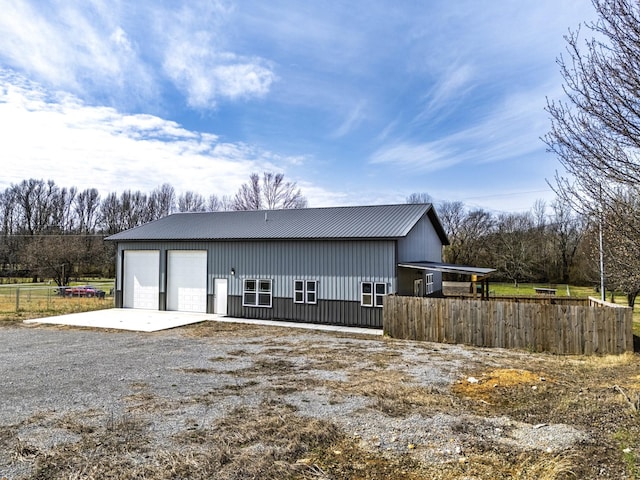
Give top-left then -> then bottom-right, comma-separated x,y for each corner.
598,184 -> 605,302
599,216 -> 605,302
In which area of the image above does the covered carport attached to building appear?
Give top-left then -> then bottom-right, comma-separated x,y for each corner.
398,261 -> 496,299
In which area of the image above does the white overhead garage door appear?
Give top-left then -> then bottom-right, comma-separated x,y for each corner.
123,250 -> 159,309
167,250 -> 207,313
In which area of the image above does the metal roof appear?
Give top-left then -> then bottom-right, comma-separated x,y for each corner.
398,261 -> 495,277
105,203 -> 449,243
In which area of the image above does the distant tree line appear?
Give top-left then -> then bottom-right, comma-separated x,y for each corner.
0,173 -> 306,285
1,173 -> 632,305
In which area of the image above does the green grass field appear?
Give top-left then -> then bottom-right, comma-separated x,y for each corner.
489,282 -> 598,298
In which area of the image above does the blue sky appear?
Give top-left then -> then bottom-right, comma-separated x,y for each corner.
0,0 -> 596,212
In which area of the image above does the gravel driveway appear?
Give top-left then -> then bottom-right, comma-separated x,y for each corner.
0,320 -> 612,479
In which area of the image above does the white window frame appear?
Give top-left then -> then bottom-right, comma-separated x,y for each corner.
305,280 -> 317,304
425,273 -> 434,295
294,280 -> 305,304
374,282 -> 387,307
361,281 -> 374,307
293,280 -> 317,305
243,279 -> 272,308
362,281 -> 386,307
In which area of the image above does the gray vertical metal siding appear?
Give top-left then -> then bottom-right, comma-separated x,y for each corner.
397,215 -> 444,291
208,239 -> 397,301
397,214 -> 443,262
227,296 -> 383,328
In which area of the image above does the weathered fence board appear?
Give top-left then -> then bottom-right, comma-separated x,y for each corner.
383,295 -> 633,355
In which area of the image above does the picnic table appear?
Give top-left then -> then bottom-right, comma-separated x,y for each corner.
534,287 -> 556,295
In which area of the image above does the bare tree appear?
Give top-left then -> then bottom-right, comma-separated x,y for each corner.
74,188 -> 101,234
406,192 -> 433,204
544,0 -> 640,220
207,194 -> 233,211
600,189 -> 640,306
549,199 -> 585,283
492,213 -> 535,287
148,183 -> 175,219
178,191 -> 206,212
529,200 -> 552,281
438,201 -> 494,266
99,190 -> 150,234
21,235 -> 84,286
232,172 -> 307,210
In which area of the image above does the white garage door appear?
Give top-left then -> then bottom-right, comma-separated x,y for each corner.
167,250 -> 207,313
123,250 -> 159,309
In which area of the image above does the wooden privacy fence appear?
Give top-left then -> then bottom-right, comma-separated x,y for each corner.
383,295 -> 633,355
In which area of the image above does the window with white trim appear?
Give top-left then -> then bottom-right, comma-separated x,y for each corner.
294,280 -> 317,304
305,280 -> 317,304
361,282 -> 373,307
243,279 -> 272,307
425,273 -> 434,295
375,282 -> 386,307
361,281 -> 387,307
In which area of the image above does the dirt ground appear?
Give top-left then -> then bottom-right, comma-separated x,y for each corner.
1,319 -> 639,479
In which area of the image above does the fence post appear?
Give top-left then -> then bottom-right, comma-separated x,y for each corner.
15,287 -> 19,311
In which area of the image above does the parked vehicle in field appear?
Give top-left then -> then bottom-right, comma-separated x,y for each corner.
64,285 -> 106,298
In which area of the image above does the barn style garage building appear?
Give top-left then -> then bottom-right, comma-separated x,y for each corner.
105,203 -> 449,328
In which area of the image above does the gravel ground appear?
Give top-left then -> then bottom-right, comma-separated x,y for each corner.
0,321 -> 593,478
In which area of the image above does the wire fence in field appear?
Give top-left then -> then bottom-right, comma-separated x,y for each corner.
0,283 -> 115,314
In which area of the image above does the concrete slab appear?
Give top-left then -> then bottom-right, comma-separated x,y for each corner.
24,309 -> 214,332
23,308 -> 383,336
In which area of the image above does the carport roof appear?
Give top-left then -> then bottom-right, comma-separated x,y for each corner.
105,203 -> 450,244
399,261 -> 496,277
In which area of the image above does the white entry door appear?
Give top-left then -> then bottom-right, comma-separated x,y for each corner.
167,250 -> 207,313
214,279 -> 228,315
123,251 -> 159,309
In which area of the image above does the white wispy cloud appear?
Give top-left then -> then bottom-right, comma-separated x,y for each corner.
0,0 -> 156,105
369,141 -> 458,171
157,2 -> 276,109
370,80 -> 556,172
163,51 -> 276,108
0,72 -> 295,197
0,1 -> 277,110
332,100 -> 367,138
415,64 -> 476,123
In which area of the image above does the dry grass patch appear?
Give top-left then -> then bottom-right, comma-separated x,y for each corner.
0,296 -> 112,324
124,383 -> 176,414
26,413 -> 150,480
311,441 -> 579,479
172,401 -> 343,479
452,368 -> 551,404
181,320 -> 271,338
417,450 -> 578,480
326,368 -> 454,417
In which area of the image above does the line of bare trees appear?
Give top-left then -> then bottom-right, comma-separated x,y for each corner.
0,173 -> 307,285
1,174 -> 633,306
408,194 -> 592,288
